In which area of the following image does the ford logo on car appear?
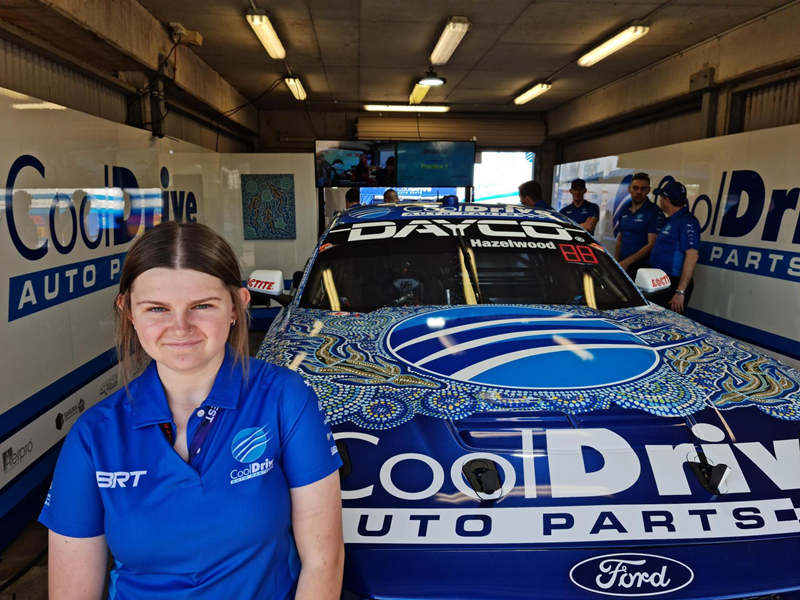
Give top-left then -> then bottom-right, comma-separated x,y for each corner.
569,553 -> 694,596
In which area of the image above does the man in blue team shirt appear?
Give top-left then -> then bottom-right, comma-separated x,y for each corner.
615,172 -> 665,277
518,180 -> 551,210
560,178 -> 599,233
650,180 -> 701,313
345,187 -> 361,209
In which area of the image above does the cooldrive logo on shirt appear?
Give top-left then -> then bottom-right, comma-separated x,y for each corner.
230,426 -> 274,485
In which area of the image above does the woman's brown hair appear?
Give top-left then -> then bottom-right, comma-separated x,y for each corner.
115,221 -> 250,385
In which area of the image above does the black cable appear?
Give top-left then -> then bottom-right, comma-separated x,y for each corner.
0,548 -> 47,594
213,77 -> 284,151
302,99 -> 320,138
126,40 -> 179,129
415,108 -> 422,140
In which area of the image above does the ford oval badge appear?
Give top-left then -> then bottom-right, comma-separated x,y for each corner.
569,553 -> 694,596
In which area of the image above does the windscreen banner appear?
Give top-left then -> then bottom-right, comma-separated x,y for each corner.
553,123 -> 800,368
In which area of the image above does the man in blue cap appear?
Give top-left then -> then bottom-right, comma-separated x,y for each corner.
560,178 -> 599,233
615,172 -> 665,277
649,180 -> 700,313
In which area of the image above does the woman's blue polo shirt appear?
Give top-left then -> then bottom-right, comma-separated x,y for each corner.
39,348 -> 342,599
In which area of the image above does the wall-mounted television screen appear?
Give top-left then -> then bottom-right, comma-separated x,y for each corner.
358,187 -> 464,205
315,140 -> 396,187
396,141 -> 476,187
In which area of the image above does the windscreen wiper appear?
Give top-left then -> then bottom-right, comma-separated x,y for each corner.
456,231 -> 485,304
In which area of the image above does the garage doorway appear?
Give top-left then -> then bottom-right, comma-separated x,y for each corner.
473,151 -> 535,204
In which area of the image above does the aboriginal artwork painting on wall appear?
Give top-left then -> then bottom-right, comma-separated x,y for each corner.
241,173 -> 296,240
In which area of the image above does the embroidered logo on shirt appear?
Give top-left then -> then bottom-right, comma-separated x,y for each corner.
231,426 -> 271,463
96,471 -> 147,488
230,427 -> 275,485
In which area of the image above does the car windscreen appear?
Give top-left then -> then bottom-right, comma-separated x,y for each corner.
299,217 -> 645,312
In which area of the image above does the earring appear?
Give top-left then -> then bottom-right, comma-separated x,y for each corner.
231,319 -> 236,327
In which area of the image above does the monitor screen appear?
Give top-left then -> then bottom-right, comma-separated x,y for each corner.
396,141 -> 475,187
357,187 -> 464,205
315,140 -> 396,188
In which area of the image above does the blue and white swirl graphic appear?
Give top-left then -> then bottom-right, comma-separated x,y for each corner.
231,426 -> 271,463
387,306 -> 659,389
349,207 -> 392,219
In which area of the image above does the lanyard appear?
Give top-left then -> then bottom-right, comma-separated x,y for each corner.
160,405 -> 221,462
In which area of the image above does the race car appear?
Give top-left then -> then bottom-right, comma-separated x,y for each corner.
251,202 -> 800,600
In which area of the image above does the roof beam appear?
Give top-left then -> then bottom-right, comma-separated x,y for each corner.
546,1 -> 800,139
0,0 -> 258,133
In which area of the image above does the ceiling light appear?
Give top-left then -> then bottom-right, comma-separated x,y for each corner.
578,23 -> 650,67
513,83 -> 551,105
363,104 -> 450,113
417,68 -> 446,87
284,77 -> 307,100
409,84 -> 430,105
246,9 -> 286,59
430,16 -> 471,66
11,101 -> 66,110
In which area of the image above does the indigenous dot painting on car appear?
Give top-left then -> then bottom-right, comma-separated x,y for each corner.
257,303 -> 800,430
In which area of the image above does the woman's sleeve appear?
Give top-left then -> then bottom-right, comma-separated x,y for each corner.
39,420 -> 105,538
278,372 -> 343,488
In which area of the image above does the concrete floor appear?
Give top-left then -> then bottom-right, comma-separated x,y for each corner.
0,332 -> 270,599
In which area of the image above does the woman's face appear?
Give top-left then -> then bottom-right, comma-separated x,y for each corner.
126,268 -> 248,376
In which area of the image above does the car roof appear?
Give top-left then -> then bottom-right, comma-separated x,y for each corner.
337,202 -> 574,226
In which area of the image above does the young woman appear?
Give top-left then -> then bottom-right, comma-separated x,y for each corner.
40,222 -> 344,600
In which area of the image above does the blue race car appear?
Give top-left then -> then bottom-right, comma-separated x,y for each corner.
253,202 -> 800,600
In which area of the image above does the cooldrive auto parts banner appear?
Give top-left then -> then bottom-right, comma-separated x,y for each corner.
0,86 -> 316,547
553,123 -> 800,369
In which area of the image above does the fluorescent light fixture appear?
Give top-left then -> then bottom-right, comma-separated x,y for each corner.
11,102 -> 66,110
284,77 -> 307,100
363,104 -> 450,113
513,83 -> 551,105
430,16 -> 471,65
409,84 -> 430,105
578,24 -> 650,67
246,9 -> 286,59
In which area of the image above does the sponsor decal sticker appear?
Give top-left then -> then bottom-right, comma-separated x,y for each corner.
55,397 -> 86,430
350,207 -> 392,219
3,440 -> 33,473
247,277 -> 277,291
387,306 -> 659,389
569,553 -> 694,596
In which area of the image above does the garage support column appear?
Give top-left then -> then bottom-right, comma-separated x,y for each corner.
692,68 -> 718,139
537,141 -> 559,206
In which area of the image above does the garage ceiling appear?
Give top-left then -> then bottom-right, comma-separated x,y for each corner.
137,0 -> 793,113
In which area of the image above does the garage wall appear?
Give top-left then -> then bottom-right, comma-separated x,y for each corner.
0,37 -> 126,123
162,111 -> 251,154
0,36 -> 249,153
742,76 -> 800,133
561,110 -> 703,163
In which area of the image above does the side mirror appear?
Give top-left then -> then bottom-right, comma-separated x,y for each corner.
247,270 -> 284,295
292,270 -> 303,290
247,270 -> 293,307
634,268 -> 671,293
